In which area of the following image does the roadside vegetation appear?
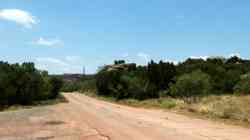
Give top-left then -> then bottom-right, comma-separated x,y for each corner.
123,95 -> 250,126
95,56 -> 250,100
0,61 -> 63,111
63,56 -> 250,126
61,75 -> 96,93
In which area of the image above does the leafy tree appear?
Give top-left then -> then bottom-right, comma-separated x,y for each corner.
234,73 -> 250,94
119,74 -> 158,100
206,57 -> 225,65
96,70 -> 121,97
96,64 -> 158,100
96,56 -> 250,100
226,56 -> 243,64
223,70 -> 241,93
169,70 -> 211,97
48,77 -> 63,99
114,60 -> 125,65
0,61 -> 63,106
147,60 -> 176,90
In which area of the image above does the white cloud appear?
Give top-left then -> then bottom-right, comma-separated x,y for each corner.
0,9 -> 37,28
137,52 -> 150,63
229,52 -> 240,58
36,57 -> 68,66
190,56 -> 209,60
65,56 -> 81,63
34,37 -> 63,47
35,57 -> 82,74
121,53 -> 129,58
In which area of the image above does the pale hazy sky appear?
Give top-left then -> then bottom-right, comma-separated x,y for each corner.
0,0 -> 249,74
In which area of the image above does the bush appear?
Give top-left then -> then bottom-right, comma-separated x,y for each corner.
61,81 -> 82,92
169,70 -> 211,98
48,77 -> 63,99
234,73 -> 250,94
223,70 -> 241,93
96,57 -> 250,100
62,79 -> 96,93
96,68 -> 158,100
120,75 -> 158,100
80,79 -> 96,92
0,61 -> 63,106
96,70 -> 121,97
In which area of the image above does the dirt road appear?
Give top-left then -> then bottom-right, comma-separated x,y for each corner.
0,93 -> 249,140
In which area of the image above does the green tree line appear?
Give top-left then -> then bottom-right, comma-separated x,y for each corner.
96,56 -> 250,100
0,61 -> 63,107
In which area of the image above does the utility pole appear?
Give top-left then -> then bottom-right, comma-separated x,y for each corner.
82,66 -> 86,76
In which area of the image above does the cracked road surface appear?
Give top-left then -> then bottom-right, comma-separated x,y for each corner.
0,92 -> 250,140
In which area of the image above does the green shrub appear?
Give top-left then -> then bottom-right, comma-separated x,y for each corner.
234,73 -> 250,94
159,99 -> 177,109
0,61 -> 63,106
120,75 -> 158,100
61,81 -> 82,92
223,70 -> 242,93
169,70 -> 211,98
48,77 -> 63,99
96,68 -> 158,100
61,76 -> 96,93
96,70 -> 122,97
80,79 -> 96,92
96,57 -> 250,100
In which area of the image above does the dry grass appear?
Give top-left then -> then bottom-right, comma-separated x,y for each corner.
185,95 -> 250,123
117,98 -> 185,109
129,95 -> 250,127
83,91 -> 250,127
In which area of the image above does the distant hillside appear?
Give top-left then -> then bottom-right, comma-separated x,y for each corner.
55,74 -> 95,82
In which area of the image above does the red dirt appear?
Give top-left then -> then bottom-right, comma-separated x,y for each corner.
0,92 -> 249,140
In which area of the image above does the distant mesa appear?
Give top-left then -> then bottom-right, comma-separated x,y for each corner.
104,63 -> 137,72
60,73 -> 95,82
62,74 -> 83,82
